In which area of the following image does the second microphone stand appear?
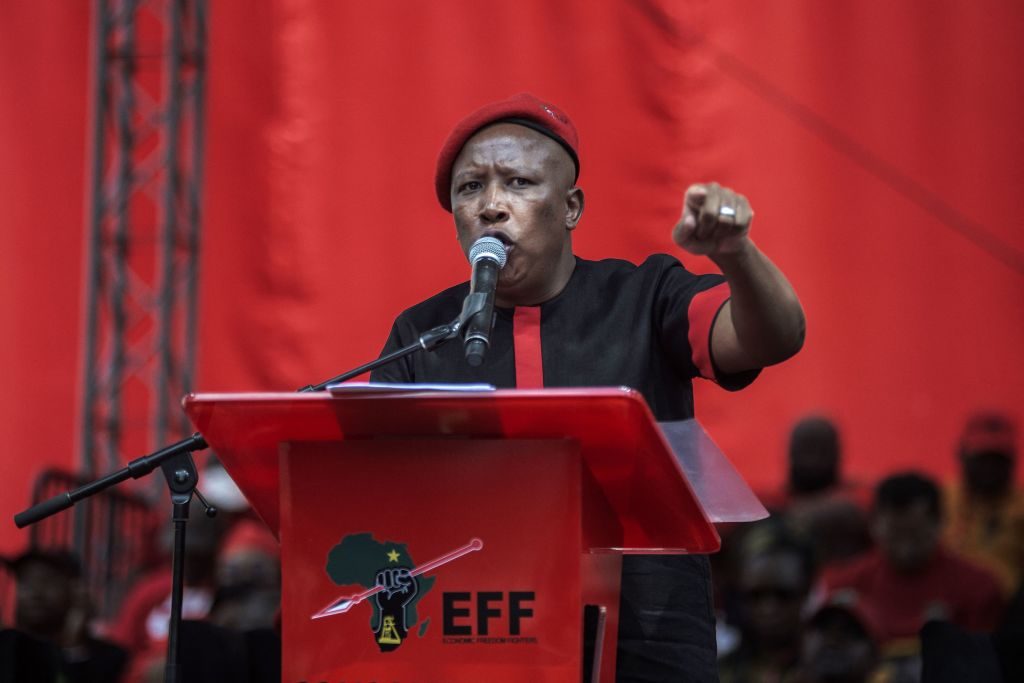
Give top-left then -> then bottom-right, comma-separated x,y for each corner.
13,303 -> 487,683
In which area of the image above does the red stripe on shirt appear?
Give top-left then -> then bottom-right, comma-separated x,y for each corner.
687,284 -> 731,381
513,306 -> 543,388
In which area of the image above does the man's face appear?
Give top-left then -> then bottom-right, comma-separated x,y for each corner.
961,451 -> 1014,499
788,420 -> 839,494
801,608 -> 877,683
737,552 -> 808,646
871,501 -> 940,573
15,561 -> 75,636
450,123 -> 582,307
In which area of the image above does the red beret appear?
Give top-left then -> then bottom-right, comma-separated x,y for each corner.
435,92 -> 580,212
960,412 -> 1017,458
220,519 -> 279,560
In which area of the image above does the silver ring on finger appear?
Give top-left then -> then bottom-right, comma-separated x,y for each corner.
718,205 -> 737,222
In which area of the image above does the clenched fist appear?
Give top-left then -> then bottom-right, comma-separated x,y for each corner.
672,182 -> 753,257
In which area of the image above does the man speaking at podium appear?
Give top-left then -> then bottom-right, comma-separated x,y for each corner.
370,93 -> 805,681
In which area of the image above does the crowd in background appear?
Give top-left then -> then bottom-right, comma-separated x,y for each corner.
717,413 -> 1023,683
1,412 -> 1021,683
0,461 -> 281,683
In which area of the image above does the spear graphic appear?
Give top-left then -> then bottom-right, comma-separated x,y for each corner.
312,537 -> 484,620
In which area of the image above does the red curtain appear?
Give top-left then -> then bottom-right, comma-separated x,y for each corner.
2,0 -> 1022,554
0,1 -> 92,555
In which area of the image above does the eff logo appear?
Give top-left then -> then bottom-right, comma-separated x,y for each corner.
314,535 -> 482,652
441,591 -> 537,645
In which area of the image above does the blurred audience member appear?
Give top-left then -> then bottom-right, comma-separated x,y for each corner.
918,619 -> 1004,683
944,412 -> 1024,596
795,497 -> 872,569
719,523 -> 815,683
110,499 -> 225,657
822,473 -> 1005,663
764,416 -> 872,568
787,416 -> 844,499
0,627 -> 60,683
209,519 -> 281,632
992,584 -> 1024,682
129,619 -> 280,683
797,593 -> 885,683
2,549 -> 127,683
122,518 -> 281,683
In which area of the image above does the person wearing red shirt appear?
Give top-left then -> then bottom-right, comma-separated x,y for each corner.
821,473 -> 1004,657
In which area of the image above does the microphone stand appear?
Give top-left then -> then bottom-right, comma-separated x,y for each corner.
12,303 -> 485,683
296,315 -> 470,392
297,290 -> 489,391
14,436 -> 214,683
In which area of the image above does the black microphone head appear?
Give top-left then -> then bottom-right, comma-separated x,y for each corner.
469,236 -> 508,269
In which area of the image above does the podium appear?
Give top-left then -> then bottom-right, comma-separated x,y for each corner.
184,387 -> 754,682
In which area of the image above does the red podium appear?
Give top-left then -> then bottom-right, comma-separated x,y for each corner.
184,388 -> 731,682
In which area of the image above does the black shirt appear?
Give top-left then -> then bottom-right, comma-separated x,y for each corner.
371,254 -> 757,414
371,254 -> 759,681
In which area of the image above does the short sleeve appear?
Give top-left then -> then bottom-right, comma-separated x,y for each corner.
653,256 -> 760,391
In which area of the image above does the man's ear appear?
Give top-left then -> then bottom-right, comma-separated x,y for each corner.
565,187 -> 585,231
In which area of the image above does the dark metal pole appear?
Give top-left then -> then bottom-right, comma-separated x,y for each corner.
81,0 -> 114,478
155,0 -> 185,452
182,0 -> 208,428
165,499 -> 190,683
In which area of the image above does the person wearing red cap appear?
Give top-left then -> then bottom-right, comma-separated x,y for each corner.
944,412 -> 1024,596
372,92 -> 806,681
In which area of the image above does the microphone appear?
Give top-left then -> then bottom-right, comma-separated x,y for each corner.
462,236 -> 508,367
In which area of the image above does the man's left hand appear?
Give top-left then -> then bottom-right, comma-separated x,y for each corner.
672,182 -> 753,257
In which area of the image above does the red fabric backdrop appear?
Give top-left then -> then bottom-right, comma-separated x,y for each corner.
2,0 -> 1022,555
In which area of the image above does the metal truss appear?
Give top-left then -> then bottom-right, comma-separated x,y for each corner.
80,0 -> 207,480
